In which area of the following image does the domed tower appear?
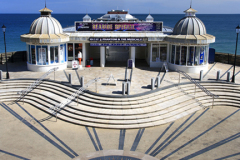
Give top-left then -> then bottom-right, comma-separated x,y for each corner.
173,7 -> 206,35
165,7 -> 215,73
146,14 -> 154,22
83,14 -> 91,22
21,5 -> 69,72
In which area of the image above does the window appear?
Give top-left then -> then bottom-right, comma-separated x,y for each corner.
36,46 -> 48,65
68,43 -> 73,61
152,44 -> 159,62
60,44 -> 67,63
75,43 -> 82,61
27,45 -> 31,64
55,46 -> 58,63
171,45 -> 175,64
31,45 -> 36,64
50,46 -> 59,64
195,47 -> 200,65
42,46 -> 48,65
175,46 -> 180,65
199,46 -> 205,65
181,46 -> 187,65
188,47 -> 195,66
160,44 -> 167,61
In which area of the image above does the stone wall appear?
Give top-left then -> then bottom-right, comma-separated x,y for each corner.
0,51 -> 27,64
215,52 -> 240,66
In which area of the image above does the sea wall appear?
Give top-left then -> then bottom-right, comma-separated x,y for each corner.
215,52 -> 240,66
0,51 -> 27,64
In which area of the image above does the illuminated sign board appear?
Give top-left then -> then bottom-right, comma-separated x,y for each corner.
76,22 -> 162,32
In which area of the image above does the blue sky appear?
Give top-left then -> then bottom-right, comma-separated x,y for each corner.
0,0 -> 240,14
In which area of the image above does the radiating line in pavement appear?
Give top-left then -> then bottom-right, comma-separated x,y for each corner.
85,127 -> 99,151
130,128 -> 145,151
151,112 -> 196,156
0,103 -> 75,159
0,149 -> 30,160
153,109 -> 209,156
145,122 -> 174,154
92,128 -> 103,150
119,129 -> 126,150
160,109 -> 240,160
15,102 -> 79,157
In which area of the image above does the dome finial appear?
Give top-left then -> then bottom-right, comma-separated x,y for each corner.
190,0 -> 192,8
184,6 -> 197,17
45,0 -> 46,8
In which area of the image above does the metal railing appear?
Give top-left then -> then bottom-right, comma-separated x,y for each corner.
220,65 -> 233,79
177,70 -> 219,108
50,77 -> 100,120
16,67 -> 59,102
203,62 -> 216,78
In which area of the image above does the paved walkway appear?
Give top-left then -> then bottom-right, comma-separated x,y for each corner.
0,62 -> 240,95
0,62 -> 240,159
0,103 -> 239,159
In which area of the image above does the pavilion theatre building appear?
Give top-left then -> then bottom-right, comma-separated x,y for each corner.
21,6 -> 215,73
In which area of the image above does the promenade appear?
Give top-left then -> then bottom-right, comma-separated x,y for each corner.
0,62 -> 240,160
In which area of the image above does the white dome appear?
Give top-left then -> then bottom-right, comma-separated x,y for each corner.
29,16 -> 63,34
173,7 -> 206,35
21,7 -> 69,44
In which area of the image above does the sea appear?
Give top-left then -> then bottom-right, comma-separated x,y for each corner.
0,14 -> 240,55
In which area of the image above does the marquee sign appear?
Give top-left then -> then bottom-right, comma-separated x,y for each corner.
76,22 -> 162,32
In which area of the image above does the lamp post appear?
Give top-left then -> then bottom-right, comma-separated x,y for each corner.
232,25 -> 240,83
2,24 -> 9,79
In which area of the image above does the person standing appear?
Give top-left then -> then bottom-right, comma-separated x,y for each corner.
78,51 -> 82,65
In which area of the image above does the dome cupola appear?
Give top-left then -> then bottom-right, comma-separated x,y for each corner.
173,7 -> 206,35
21,5 -> 69,44
83,14 -> 91,22
146,14 -> 154,22
29,6 -> 63,34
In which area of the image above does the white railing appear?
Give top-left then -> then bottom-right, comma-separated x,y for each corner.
50,77 -> 100,118
16,67 -> 59,101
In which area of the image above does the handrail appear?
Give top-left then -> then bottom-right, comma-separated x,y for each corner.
16,67 -> 59,102
203,62 -> 216,78
177,70 -> 219,99
50,77 -> 101,118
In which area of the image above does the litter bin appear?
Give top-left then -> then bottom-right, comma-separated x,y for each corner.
86,60 -> 91,67
90,58 -> 93,65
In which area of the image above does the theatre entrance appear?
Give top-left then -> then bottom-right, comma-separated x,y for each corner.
105,46 -> 129,67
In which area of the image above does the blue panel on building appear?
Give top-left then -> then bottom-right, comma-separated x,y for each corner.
209,48 -> 215,64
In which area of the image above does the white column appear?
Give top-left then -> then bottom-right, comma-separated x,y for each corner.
48,46 -> 50,65
35,45 -> 37,65
149,43 -> 152,66
73,43 -> 75,60
167,43 -> 170,63
66,43 -> 68,61
58,44 -> 61,63
100,46 -> 105,67
82,42 -> 86,66
129,47 -> 135,68
26,45 -> 29,63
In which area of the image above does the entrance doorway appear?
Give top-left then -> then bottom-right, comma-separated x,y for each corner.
105,46 -> 129,67
106,46 -> 129,62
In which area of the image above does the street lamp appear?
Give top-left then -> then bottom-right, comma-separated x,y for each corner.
2,24 -> 9,79
232,25 -> 240,83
